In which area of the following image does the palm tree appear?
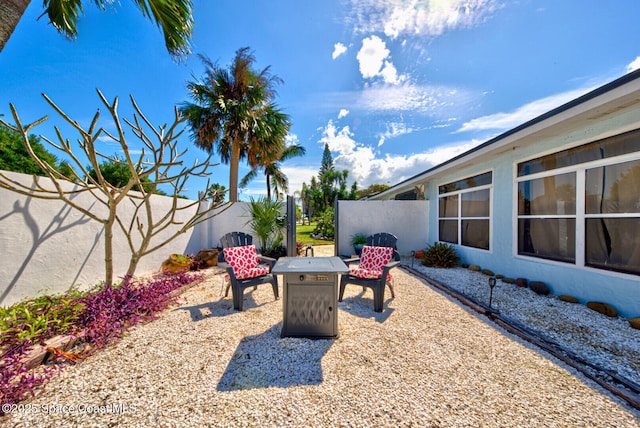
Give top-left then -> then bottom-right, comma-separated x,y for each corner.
1,0 -> 193,58
241,142 -> 306,200
181,48 -> 286,202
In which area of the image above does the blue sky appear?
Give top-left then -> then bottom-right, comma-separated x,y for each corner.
2,0 -> 640,200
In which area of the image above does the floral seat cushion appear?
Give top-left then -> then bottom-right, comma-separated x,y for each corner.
223,245 -> 270,280
349,245 -> 394,282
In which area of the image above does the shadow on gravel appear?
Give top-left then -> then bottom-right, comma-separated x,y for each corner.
338,291 -> 395,323
217,323 -> 334,391
176,290 -> 274,321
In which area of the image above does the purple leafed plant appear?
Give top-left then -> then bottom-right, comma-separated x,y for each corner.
0,271 -> 203,414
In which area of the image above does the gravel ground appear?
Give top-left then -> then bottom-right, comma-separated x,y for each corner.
406,258 -> 640,389
3,246 -> 639,427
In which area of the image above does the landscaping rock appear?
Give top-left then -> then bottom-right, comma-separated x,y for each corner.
469,265 -> 481,272
495,274 -> 504,279
516,278 -> 528,288
481,269 -> 494,276
502,277 -> 515,284
196,249 -> 219,267
586,302 -> 618,318
629,318 -> 640,330
529,281 -> 550,295
559,295 -> 579,303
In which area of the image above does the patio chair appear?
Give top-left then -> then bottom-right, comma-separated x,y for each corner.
220,244 -> 279,311
339,245 -> 400,312
366,232 -> 400,261
218,231 -> 254,263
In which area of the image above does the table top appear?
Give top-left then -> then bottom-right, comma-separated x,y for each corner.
272,256 -> 349,274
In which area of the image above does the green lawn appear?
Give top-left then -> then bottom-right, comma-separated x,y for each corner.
296,222 -> 334,245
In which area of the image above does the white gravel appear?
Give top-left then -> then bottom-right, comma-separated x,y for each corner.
3,249 -> 640,427
406,258 -> 640,388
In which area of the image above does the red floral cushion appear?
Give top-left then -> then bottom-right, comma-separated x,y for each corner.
350,246 -> 393,282
359,246 -> 393,270
225,266 -> 270,281
223,245 -> 272,281
223,245 -> 259,270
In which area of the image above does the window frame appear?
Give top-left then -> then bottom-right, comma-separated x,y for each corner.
438,170 -> 493,251
514,138 -> 640,278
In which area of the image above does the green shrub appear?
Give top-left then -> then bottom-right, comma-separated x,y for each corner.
312,207 -> 335,239
422,242 -> 460,268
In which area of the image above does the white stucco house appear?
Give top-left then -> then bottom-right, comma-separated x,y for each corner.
368,69 -> 640,318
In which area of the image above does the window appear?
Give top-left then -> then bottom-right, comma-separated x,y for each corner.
517,128 -> 640,276
439,172 -> 492,250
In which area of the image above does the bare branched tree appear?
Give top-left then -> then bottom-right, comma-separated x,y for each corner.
0,89 -> 229,286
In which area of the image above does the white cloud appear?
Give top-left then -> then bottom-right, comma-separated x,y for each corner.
332,42 -> 348,59
285,133 -> 299,146
338,109 -> 350,119
356,35 -> 403,84
627,56 -> 640,73
318,119 -> 479,188
281,166 -> 320,195
348,0 -> 500,39
355,81 -> 466,115
457,86 -> 597,132
377,122 -> 415,147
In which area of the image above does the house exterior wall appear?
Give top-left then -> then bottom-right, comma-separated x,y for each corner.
372,80 -> 640,318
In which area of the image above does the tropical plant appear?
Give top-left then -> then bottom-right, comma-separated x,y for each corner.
351,233 -> 368,246
301,143 -> 357,218
1,0 -> 194,59
0,271 -> 202,411
240,141 -> 305,200
312,207 -> 335,239
181,49 -> 290,202
0,90 -> 228,287
245,196 -> 285,254
205,183 -> 227,204
422,242 -> 460,268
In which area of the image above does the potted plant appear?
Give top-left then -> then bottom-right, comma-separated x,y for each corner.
351,233 -> 368,256
161,253 -> 194,274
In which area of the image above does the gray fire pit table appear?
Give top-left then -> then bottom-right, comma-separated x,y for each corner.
272,256 -> 348,339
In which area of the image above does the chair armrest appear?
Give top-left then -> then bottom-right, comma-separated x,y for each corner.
218,262 -> 237,280
381,260 -> 401,277
342,257 -> 360,266
257,255 -> 276,269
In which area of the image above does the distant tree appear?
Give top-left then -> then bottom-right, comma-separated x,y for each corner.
205,182 -> 228,204
0,0 -> 194,59
87,155 -> 167,195
300,143 -> 356,220
319,143 -> 333,176
356,183 -> 390,199
241,141 -> 305,200
0,124 -> 62,175
181,49 -> 288,201
0,90 -> 227,286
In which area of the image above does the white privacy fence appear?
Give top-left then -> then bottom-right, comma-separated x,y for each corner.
0,171 -> 213,306
335,200 -> 429,257
0,172 -> 430,306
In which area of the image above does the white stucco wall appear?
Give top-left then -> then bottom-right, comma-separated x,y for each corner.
206,202 -> 253,248
0,171 -> 206,306
336,200 -> 429,256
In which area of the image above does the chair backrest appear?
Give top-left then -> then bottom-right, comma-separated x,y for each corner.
223,245 -> 259,271
367,233 -> 399,261
359,246 -> 394,271
221,231 -> 253,248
